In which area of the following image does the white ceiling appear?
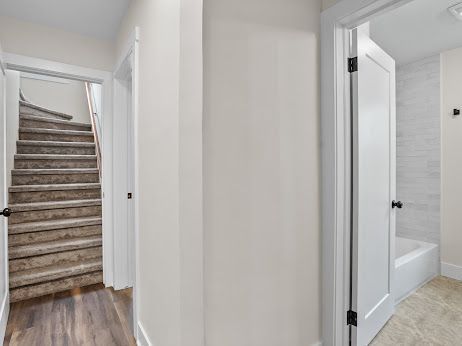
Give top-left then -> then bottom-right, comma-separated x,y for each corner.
0,0 -> 131,40
370,0 -> 462,65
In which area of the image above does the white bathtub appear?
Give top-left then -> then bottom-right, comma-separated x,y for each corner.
394,237 -> 438,303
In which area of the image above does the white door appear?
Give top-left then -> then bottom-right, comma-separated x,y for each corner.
0,44 -> 9,342
350,26 -> 396,346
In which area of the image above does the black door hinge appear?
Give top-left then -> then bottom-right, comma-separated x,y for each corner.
128,193 -> 133,199
348,57 -> 358,73
347,310 -> 357,326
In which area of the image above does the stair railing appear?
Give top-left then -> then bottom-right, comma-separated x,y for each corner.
85,82 -> 102,180
19,89 -> 27,102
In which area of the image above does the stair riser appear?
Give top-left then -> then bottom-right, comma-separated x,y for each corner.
10,261 -> 102,288
20,118 -> 91,131
17,145 -> 95,155
9,206 -> 102,224
12,173 -> 99,185
9,246 -> 102,272
15,159 -> 97,169
19,132 -> 94,143
10,271 -> 103,302
20,106 -> 72,121
9,237 -> 102,259
10,189 -> 101,204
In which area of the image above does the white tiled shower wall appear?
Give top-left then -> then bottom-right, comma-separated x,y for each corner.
396,55 -> 440,245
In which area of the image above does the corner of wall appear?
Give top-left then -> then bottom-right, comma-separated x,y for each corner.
137,321 -> 154,346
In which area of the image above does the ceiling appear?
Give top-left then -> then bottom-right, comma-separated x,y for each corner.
0,0 -> 131,40
370,0 -> 462,65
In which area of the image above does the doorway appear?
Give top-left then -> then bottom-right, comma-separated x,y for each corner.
0,52 -> 139,345
322,0 -> 462,345
113,28 -> 140,338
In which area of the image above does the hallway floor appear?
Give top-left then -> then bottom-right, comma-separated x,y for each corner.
371,276 -> 462,345
3,284 -> 135,346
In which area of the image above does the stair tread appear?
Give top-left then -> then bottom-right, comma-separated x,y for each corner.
20,100 -> 73,120
12,100 -> 102,301
19,127 -> 93,136
10,199 -> 102,212
9,236 -> 102,259
9,258 -> 102,288
19,114 -> 91,128
15,154 -> 97,160
9,217 -> 102,234
17,140 -> 96,147
9,183 -> 100,192
12,168 -> 99,175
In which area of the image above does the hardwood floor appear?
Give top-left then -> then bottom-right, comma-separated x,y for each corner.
3,284 -> 135,346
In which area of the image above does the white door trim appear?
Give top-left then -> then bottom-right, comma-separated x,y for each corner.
320,1 -> 412,345
0,42 -> 10,345
113,27 -> 140,340
3,53 -> 115,287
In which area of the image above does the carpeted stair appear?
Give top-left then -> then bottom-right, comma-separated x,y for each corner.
8,100 -> 103,302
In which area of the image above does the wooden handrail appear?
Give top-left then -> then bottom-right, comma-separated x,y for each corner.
85,82 -> 102,180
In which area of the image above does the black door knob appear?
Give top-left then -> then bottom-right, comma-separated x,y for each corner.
1,208 -> 12,217
392,201 -> 403,209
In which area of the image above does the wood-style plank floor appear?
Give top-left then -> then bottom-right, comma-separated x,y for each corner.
3,284 -> 135,346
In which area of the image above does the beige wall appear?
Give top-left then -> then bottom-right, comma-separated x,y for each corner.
117,0 -> 204,345
20,75 -> 90,124
203,0 -> 321,345
0,16 -> 114,71
322,0 -> 340,10
441,47 -> 462,270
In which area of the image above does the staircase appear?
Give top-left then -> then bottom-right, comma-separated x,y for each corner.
8,100 -> 103,302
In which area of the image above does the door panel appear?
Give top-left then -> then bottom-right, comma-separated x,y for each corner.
351,26 -> 396,346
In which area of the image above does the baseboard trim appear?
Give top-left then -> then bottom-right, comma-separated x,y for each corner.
441,262 -> 462,281
0,293 -> 10,344
137,321 -> 153,346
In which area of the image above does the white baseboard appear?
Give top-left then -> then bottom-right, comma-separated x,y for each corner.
135,320 -> 320,346
0,293 -> 10,344
441,262 -> 462,281
137,321 -> 153,346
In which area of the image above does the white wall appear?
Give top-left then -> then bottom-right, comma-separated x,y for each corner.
441,46 -> 462,274
178,0 -> 204,344
0,16 -> 114,71
20,74 -> 90,124
117,0 -> 204,345
203,0 -> 321,345
395,55 -> 440,245
5,71 -> 19,188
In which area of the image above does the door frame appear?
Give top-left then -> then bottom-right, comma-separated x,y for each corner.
321,0 -> 411,345
2,53 -> 115,286
0,42 -> 10,344
113,27 -> 140,337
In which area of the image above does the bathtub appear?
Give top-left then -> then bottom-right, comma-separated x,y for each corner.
394,237 -> 439,303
